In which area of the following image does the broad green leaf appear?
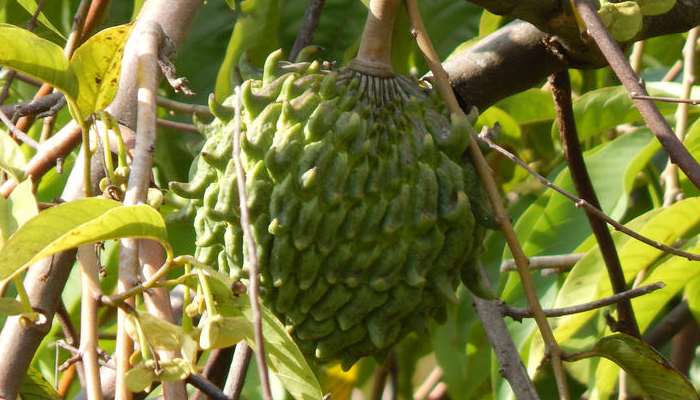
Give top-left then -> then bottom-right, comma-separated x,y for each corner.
637,0 -> 676,15
0,24 -> 77,98
0,198 -> 169,281
214,0 -> 281,101
571,82 -> 700,141
70,24 -> 133,118
585,334 -> 699,400
493,89 -> 556,125
0,179 -> 37,245
14,0 -> 66,40
0,297 -> 25,315
196,268 -> 323,400
0,129 -> 25,181
479,9 -> 508,37
20,366 -> 61,400
512,130 -> 654,259
598,1 -> 642,42
549,197 -> 700,348
476,107 -> 522,142
632,236 -> 700,332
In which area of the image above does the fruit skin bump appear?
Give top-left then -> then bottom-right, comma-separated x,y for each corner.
171,49 -> 493,369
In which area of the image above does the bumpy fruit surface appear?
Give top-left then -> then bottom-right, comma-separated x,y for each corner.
171,50 -> 492,368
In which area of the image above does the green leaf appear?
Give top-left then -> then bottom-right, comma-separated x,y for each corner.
636,0 -> 676,15
511,130 -> 655,258
125,362 -> 158,392
0,197 -> 169,281
0,23 -> 77,98
196,268 -> 324,400
598,1 -> 643,42
70,24 -> 133,118
571,82 -> 700,141
585,334 -> 699,400
214,0 -> 281,101
0,129 -> 25,181
126,312 -> 198,368
0,179 -> 37,245
14,0 -> 66,40
550,197 -> 700,346
0,297 -> 26,316
20,366 -> 61,400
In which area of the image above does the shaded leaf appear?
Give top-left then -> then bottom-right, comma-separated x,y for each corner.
0,23 -> 76,98
214,0 -> 281,101
14,0 -> 66,40
586,334 -> 699,400
20,366 -> 61,400
70,24 -> 133,118
0,129 -> 25,181
0,198 -> 169,281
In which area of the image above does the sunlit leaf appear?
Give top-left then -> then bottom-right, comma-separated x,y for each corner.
686,275 -> 700,323
0,198 -> 169,281
125,363 -> 157,392
0,129 -> 25,182
0,24 -> 76,98
70,24 -> 133,118
584,334 -> 699,400
571,82 -> 700,141
125,312 -> 198,368
196,267 -> 323,400
14,0 -> 66,40
0,179 -> 37,245
549,197 -> 700,348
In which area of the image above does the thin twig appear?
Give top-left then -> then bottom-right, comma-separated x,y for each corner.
289,0 -> 326,61
0,108 -> 40,149
630,94 -> 700,105
572,0 -> 700,190
403,1 -> 570,398
471,293 -> 540,400
550,70 -> 640,337
55,301 -> 86,386
500,253 -> 583,272
156,118 -> 200,134
156,96 -> 213,118
661,27 -> 699,207
223,341 -> 253,400
413,367 -> 442,400
231,85 -> 272,400
502,282 -> 665,320
644,301 -> 694,350
191,347 -> 235,400
478,134 -> 700,261
185,375 -> 230,400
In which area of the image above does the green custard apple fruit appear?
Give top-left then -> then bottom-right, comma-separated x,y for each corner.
171,49 -> 493,369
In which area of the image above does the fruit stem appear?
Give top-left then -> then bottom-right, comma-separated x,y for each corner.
348,0 -> 399,77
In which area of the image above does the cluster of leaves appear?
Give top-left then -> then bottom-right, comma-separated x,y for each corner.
0,0 -> 698,399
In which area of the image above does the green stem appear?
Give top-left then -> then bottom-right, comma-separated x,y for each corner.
348,0 -> 400,77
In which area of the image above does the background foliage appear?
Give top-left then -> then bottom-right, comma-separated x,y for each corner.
0,0 -> 698,399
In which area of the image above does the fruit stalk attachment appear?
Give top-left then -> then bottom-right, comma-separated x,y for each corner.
348,0 -> 399,77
